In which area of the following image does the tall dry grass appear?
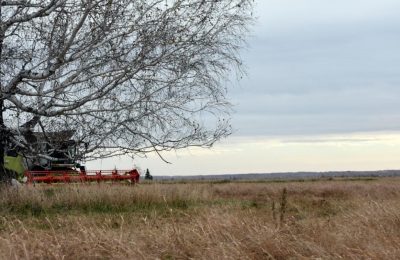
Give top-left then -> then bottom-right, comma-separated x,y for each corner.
1,178 -> 400,259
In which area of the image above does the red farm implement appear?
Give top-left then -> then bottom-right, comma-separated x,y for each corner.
24,169 -> 140,184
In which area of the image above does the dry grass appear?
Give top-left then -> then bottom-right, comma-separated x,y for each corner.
1,178 -> 400,259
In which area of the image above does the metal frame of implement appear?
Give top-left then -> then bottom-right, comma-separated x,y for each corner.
24,169 -> 140,184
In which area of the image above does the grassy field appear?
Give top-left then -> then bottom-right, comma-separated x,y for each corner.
0,178 -> 400,259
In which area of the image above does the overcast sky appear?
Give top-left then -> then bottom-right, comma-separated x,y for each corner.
89,0 -> 400,175
231,0 -> 400,136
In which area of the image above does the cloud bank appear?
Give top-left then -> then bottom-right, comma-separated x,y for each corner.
231,0 -> 400,137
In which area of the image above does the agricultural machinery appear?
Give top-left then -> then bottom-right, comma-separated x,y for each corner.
4,130 -> 140,184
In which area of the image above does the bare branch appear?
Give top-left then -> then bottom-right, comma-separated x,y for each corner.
0,0 -> 253,166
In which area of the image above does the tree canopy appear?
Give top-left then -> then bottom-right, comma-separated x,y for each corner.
0,0 -> 253,169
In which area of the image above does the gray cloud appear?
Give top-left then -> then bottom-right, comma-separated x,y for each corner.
230,0 -> 400,137
280,138 -> 384,144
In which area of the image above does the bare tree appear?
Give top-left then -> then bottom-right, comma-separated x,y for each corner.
0,0 -> 253,178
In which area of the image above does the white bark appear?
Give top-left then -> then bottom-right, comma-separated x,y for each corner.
0,0 -> 253,162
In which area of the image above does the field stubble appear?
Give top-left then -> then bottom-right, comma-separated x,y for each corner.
0,178 -> 400,259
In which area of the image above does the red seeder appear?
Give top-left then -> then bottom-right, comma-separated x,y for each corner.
25,169 -> 140,184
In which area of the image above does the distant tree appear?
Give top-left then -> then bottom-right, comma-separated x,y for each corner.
144,168 -> 153,180
0,0 -> 254,182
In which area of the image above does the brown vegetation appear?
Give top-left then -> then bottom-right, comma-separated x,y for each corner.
1,178 -> 400,259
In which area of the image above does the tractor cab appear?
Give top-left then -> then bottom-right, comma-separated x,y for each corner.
4,130 -> 87,176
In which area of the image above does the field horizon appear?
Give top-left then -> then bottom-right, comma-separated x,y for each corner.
150,169 -> 400,181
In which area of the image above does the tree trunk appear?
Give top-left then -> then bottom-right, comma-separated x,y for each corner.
0,99 -> 7,183
0,101 -> 13,184
0,29 -> 8,183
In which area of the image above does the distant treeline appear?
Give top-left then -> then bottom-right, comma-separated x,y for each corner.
151,170 -> 400,181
